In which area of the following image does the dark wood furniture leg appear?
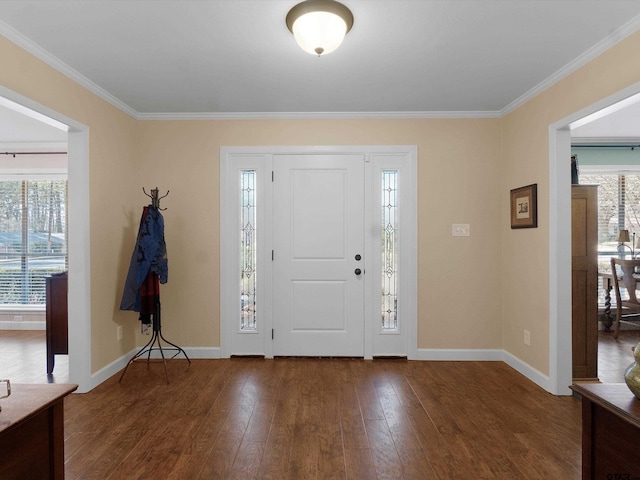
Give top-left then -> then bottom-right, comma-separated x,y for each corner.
602,276 -> 613,331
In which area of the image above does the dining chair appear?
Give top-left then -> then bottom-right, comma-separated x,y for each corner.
610,257 -> 640,339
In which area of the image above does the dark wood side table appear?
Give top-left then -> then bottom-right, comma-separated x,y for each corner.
0,383 -> 77,479
46,272 -> 68,374
570,383 -> 640,479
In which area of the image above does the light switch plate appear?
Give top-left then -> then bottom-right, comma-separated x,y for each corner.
452,224 -> 470,237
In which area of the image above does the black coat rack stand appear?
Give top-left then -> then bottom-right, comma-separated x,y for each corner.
119,188 -> 191,384
119,294 -> 190,383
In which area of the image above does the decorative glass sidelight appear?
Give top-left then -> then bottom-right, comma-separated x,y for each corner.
240,170 -> 257,330
382,170 -> 398,331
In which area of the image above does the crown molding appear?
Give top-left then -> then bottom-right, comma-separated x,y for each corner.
136,110 -> 502,121
501,13 -> 640,117
0,20 -> 138,119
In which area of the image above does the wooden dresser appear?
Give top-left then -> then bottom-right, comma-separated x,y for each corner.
0,383 -> 77,479
46,272 -> 68,375
571,383 -> 640,479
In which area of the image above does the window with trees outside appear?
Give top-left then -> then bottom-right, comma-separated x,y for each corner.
580,172 -> 640,304
0,180 -> 67,305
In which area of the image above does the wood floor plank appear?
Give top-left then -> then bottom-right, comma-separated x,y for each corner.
364,418 -> 405,479
227,440 -> 266,480
257,423 -> 295,480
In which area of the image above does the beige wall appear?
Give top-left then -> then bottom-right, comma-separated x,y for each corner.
135,119 -> 503,351
0,36 -> 139,371
502,30 -> 640,374
3,27 -> 640,381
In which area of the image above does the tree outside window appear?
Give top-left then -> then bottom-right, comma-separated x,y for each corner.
0,180 -> 67,305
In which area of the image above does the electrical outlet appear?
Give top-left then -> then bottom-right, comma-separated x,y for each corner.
524,329 -> 531,346
13,315 -> 22,322
117,325 -> 123,341
452,224 -> 471,237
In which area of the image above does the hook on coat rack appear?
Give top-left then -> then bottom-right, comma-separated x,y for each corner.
143,187 -> 169,210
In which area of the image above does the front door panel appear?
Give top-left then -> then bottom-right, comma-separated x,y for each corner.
273,154 -> 364,356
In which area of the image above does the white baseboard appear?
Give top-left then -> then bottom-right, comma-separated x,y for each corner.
502,350 -> 552,393
88,346 -> 222,390
89,349 -> 137,389
130,346 -> 222,360
414,348 -> 503,361
0,320 -> 45,330
415,348 -> 553,394
181,347 -> 223,359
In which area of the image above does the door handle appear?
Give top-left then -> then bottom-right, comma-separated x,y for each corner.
355,268 -> 362,275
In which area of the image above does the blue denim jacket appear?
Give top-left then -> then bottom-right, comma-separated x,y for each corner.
120,206 -> 168,312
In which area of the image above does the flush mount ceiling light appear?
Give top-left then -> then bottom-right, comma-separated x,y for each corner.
286,0 -> 354,56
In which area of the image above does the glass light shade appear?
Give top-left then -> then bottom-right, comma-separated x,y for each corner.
286,0 -> 354,56
291,11 -> 348,56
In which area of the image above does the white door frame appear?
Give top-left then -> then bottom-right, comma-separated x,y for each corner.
0,85 -> 92,393
549,80 -> 640,395
220,145 -> 417,359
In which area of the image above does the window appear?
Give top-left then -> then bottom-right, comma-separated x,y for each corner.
580,173 -> 640,267
580,171 -> 640,307
0,180 -> 67,305
381,170 -> 398,331
240,170 -> 257,330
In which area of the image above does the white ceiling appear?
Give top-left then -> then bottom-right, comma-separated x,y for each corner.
0,104 -> 67,149
572,101 -> 640,141
2,0 -> 640,142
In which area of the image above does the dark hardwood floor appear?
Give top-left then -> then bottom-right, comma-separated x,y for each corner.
0,329 -> 68,384
1,329 -> 639,479
596,328 -> 640,383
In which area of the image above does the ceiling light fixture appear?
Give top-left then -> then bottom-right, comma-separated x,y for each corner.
286,0 -> 354,56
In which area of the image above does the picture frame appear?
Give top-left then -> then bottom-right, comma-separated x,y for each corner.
510,183 -> 537,229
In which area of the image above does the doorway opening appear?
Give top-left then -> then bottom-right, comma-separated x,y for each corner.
550,81 -> 640,395
0,86 -> 91,392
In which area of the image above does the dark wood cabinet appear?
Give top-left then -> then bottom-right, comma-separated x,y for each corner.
571,383 -> 640,479
46,272 -> 68,375
0,383 -> 77,480
572,185 -> 599,380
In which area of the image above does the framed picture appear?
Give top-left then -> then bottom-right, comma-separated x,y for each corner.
510,184 -> 538,229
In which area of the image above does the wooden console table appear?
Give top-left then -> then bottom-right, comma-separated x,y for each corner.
571,383 -> 640,479
0,383 -> 77,479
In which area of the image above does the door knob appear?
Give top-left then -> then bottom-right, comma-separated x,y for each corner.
355,268 -> 362,275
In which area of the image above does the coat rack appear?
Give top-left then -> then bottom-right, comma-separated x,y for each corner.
119,187 -> 190,383
143,186 -> 169,210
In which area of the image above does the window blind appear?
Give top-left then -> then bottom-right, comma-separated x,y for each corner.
0,180 -> 67,305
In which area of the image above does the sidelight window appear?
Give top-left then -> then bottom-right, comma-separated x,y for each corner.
381,170 -> 398,331
240,170 -> 257,330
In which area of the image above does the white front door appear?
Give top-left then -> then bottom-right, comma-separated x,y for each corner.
272,154 -> 365,356
220,145 -> 417,360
